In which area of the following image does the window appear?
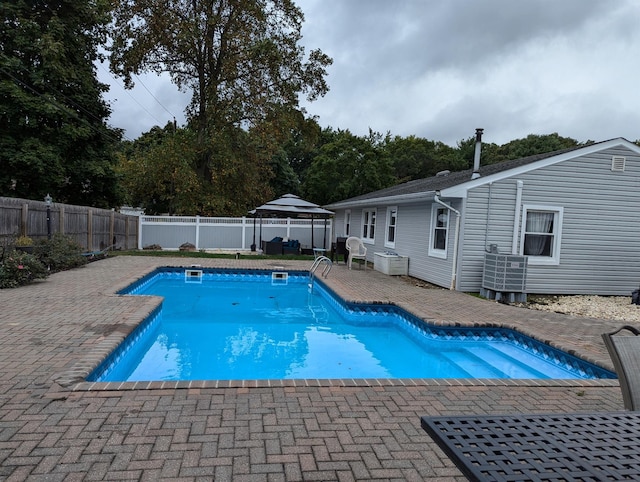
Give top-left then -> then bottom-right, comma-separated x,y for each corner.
344,210 -> 351,236
429,205 -> 449,258
362,209 -> 376,242
520,205 -> 563,265
385,207 -> 397,248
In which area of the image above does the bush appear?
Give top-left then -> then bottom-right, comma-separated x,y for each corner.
0,249 -> 49,288
35,234 -> 88,272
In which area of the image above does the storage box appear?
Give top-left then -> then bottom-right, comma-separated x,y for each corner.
374,252 -> 409,275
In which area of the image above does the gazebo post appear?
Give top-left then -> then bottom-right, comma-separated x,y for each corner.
323,218 -> 327,249
311,214 -> 315,249
251,216 -> 256,251
259,215 -> 263,251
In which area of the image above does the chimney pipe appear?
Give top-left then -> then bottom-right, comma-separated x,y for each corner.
472,128 -> 483,180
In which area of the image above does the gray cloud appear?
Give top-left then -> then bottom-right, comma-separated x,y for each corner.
103,0 -> 640,146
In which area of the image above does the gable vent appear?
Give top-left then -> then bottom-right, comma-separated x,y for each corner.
611,156 -> 626,171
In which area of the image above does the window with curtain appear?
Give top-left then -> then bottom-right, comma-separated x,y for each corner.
385,207 -> 397,248
429,205 -> 449,258
362,209 -> 376,242
521,206 -> 563,264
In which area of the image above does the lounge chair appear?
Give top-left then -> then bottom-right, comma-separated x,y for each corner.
602,325 -> 640,411
81,244 -> 114,259
345,236 -> 367,270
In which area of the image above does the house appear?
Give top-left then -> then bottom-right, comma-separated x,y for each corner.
325,136 -> 640,296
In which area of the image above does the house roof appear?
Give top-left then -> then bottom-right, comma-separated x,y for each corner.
325,137 -> 639,209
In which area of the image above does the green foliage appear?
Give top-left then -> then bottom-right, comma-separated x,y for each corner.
386,135 -> 465,182
109,0 -> 331,214
15,236 -> 33,247
0,249 -> 49,288
0,0 -> 122,208
118,128 -> 203,215
269,149 -> 300,197
302,128 -> 396,205
457,133 -> 582,169
35,234 -> 88,273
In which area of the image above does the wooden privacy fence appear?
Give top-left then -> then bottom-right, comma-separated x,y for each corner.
0,196 -> 138,251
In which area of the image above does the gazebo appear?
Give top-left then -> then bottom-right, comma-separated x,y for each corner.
249,194 -> 334,252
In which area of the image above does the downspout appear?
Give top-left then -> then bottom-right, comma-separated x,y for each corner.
484,182 -> 493,251
512,180 -> 524,254
434,192 -> 461,290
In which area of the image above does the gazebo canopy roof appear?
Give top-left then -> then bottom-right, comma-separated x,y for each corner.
250,194 -> 333,218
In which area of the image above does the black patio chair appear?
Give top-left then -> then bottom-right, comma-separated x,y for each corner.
332,237 -> 348,264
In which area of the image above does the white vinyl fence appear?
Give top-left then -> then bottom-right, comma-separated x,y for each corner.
139,216 -> 333,252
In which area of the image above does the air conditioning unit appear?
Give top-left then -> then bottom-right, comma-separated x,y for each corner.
481,253 -> 527,302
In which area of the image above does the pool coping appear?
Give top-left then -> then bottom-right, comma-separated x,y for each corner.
54,263 -> 620,392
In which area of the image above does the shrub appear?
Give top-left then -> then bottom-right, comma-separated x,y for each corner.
35,234 -> 88,272
15,235 -> 34,247
0,249 -> 49,288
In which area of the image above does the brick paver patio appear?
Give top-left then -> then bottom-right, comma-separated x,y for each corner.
0,256 -> 632,481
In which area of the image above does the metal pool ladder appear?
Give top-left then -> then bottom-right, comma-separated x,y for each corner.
310,256 -> 332,281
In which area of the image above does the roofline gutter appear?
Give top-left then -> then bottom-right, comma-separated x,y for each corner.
326,190 -> 439,210
434,192 -> 461,291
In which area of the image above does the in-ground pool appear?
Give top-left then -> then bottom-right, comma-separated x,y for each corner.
88,268 -> 615,382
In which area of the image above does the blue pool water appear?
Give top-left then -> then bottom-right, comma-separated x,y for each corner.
88,268 -> 615,382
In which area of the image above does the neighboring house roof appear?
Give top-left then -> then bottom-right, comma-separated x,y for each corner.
325,137 -> 640,209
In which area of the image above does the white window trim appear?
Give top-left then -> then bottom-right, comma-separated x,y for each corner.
344,209 -> 351,237
384,206 -> 397,249
361,208 -> 376,243
428,204 -> 448,259
519,204 -> 563,266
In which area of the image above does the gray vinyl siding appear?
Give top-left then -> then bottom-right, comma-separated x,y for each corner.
458,145 -> 640,295
329,142 -> 640,296
332,202 -> 455,288
457,182 -> 520,292
392,203 -> 453,287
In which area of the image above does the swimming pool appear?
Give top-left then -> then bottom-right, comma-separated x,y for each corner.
88,268 -> 615,382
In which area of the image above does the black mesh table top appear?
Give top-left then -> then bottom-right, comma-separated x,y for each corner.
421,411 -> 640,481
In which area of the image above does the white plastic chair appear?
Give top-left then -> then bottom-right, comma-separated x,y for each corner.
345,236 -> 367,270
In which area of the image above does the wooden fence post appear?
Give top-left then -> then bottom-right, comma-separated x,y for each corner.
58,205 -> 65,234
109,210 -> 115,247
125,216 -> 130,250
87,209 -> 93,250
21,203 -> 28,237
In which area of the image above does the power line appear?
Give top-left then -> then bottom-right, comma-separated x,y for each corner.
98,63 -> 170,128
134,73 -> 178,118
0,65 -> 130,143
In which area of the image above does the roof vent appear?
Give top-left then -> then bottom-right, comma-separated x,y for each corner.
611,156 -> 626,172
436,170 -> 450,177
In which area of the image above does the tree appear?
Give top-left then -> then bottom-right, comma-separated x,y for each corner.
302,129 -> 396,205
109,0 -> 332,213
117,127 -> 202,215
385,135 -> 465,182
497,133 -> 581,160
0,0 -> 123,208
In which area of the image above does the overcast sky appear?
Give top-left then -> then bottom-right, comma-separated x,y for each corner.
98,0 -> 640,146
